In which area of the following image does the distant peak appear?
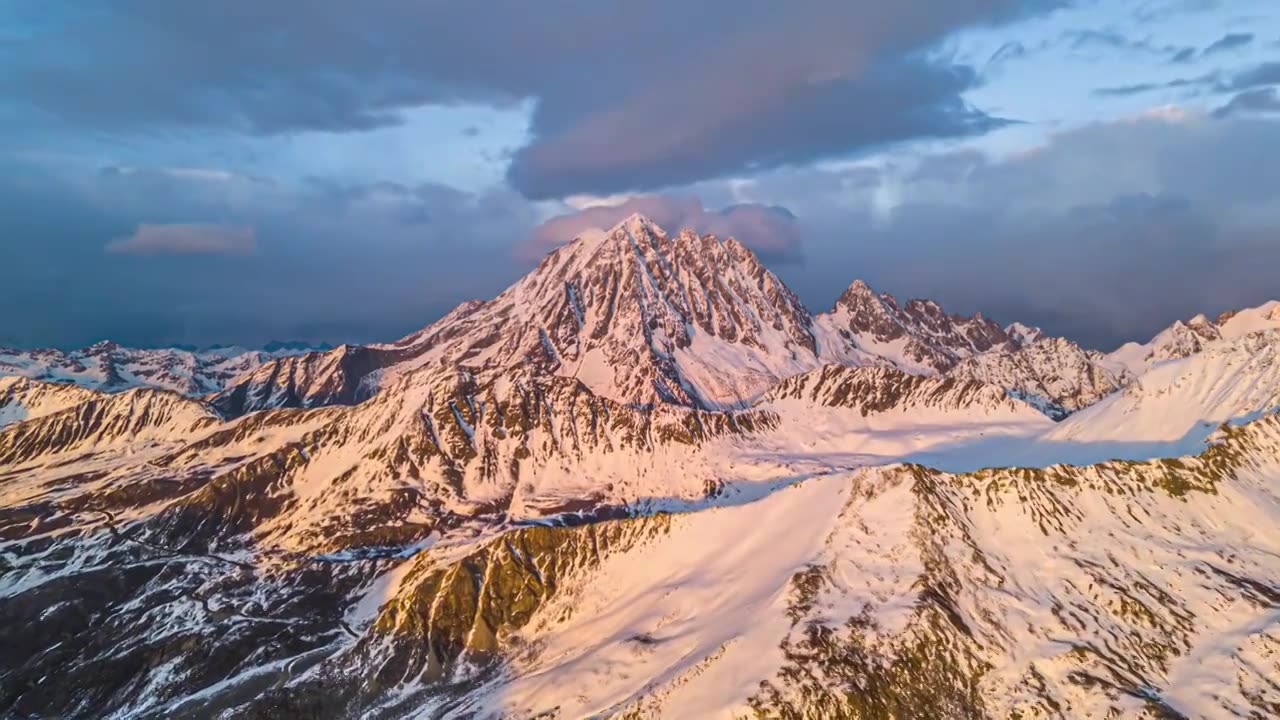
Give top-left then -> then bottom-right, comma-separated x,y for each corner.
842,278 -> 876,297
610,212 -> 664,235
1005,322 -> 1043,345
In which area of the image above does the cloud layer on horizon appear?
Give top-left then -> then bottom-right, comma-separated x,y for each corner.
526,196 -> 802,262
106,223 -> 257,255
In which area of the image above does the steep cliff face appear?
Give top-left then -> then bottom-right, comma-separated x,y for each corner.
767,364 -> 1033,416
214,215 -> 821,415
948,336 -> 1133,419
814,279 -> 1022,375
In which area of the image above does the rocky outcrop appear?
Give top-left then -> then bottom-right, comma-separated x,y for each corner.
766,364 -> 1031,416
0,341 -> 318,397
949,336 -> 1132,419
0,387 -> 216,466
815,279 -> 1022,375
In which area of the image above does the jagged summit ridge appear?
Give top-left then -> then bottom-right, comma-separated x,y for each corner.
0,341 -> 318,397
813,277 -> 1022,375
6,210 -> 1278,427
948,335 -> 1133,419
1106,299 -> 1280,374
217,215 -> 823,414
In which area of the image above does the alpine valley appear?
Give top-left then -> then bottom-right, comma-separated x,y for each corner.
4,214 -> 1280,719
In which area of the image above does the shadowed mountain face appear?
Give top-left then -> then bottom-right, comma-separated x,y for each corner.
3,214 -> 1280,718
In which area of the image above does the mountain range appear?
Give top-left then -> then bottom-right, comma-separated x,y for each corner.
2,214 -> 1280,719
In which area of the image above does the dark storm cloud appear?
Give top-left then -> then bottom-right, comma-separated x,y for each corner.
508,59 -> 1010,199
0,1 -> 1059,200
732,113 -> 1280,349
0,160 -> 539,349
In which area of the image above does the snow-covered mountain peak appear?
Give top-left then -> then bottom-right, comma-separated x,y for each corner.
815,278 -> 1018,375
1047,328 -> 1280,460
487,216 -> 818,408
611,210 -> 664,236
948,335 -> 1133,419
1004,321 -> 1043,345
0,342 -> 320,397
1106,298 -> 1280,375
218,217 -> 820,415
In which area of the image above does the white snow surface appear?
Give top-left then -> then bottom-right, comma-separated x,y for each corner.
443,413 -> 1280,718
1105,300 -> 1280,376
1037,328 -> 1280,463
0,341 -> 317,396
0,376 -> 98,428
483,471 -> 856,718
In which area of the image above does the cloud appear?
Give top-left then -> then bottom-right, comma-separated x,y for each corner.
1093,60 -> 1280,97
1132,0 -> 1222,23
525,195 -> 803,262
1059,29 -> 1195,61
106,223 -> 257,255
507,58 -> 1010,199
0,157 -> 541,348
714,112 -> 1280,348
987,41 -> 1029,66
0,1 -> 1058,199
1202,32 -> 1253,55
1213,87 -> 1280,117
1223,61 -> 1280,91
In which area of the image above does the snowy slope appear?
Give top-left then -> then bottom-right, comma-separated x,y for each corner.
195,411 -> 1280,719
4,324 -> 1280,717
1037,328 -> 1280,463
949,335 -> 1133,419
0,387 -> 218,467
0,376 -> 98,428
0,341 -> 319,396
1106,300 -> 1280,375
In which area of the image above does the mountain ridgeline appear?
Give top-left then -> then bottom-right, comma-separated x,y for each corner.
3,213 -> 1280,718
206,214 -> 1113,419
